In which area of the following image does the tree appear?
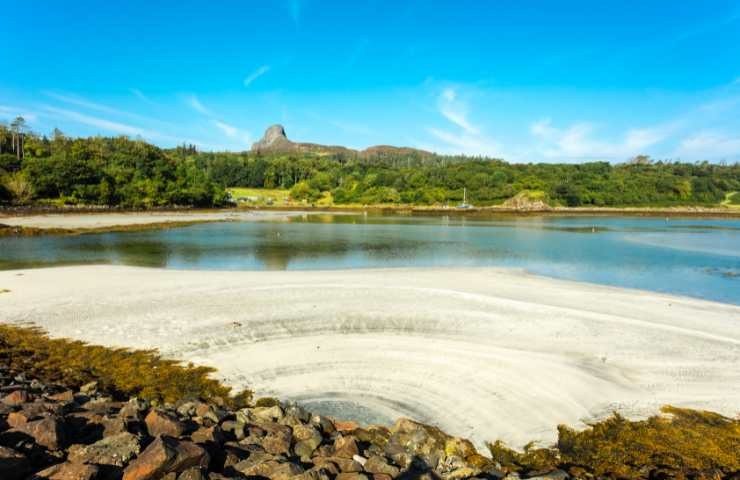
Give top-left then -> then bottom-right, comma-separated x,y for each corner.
629,154 -> 652,165
10,116 -> 28,161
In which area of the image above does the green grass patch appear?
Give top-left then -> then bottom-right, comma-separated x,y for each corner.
227,187 -> 291,206
727,191 -> 740,206
0,324 -> 252,406
488,407 -> 740,478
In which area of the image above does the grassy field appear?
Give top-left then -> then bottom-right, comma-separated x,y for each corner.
227,187 -> 291,206
227,187 -> 336,207
721,191 -> 740,208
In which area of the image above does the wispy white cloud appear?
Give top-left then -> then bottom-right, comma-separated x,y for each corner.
244,65 -> 271,87
529,118 -> 672,161
186,95 -> 213,116
43,91 -> 155,122
213,120 -> 252,145
184,95 -> 251,146
130,88 -> 158,106
427,127 -> 502,157
44,91 -> 169,128
677,131 -> 740,159
0,105 -> 39,123
426,86 -> 503,157
437,87 -> 479,135
214,120 -> 238,137
42,105 -> 158,138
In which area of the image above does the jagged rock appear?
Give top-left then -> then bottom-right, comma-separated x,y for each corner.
293,424 -> 323,459
302,466 -> 334,480
524,470 -> 569,480
220,420 -> 245,440
311,415 -> 336,434
310,457 -> 341,475
81,396 -> 120,415
0,445 -> 30,480
324,456 -> 364,473
67,431 -> 141,466
336,473 -> 369,480
355,427 -> 391,448
145,410 -> 187,438
285,404 -> 311,423
334,435 -> 360,458
236,458 -> 304,480
2,389 -> 29,406
194,403 -> 226,424
34,461 -> 100,480
251,405 -> 284,423
442,467 -> 482,480
363,455 -> 400,478
370,475 -> 394,480
122,436 -> 209,480
18,416 -> 66,450
47,391 -> 74,403
120,398 -> 148,420
178,467 -> 207,480
251,125 -> 295,152
216,445 -> 249,470
387,418 -> 477,470
79,382 -> 99,396
0,367 -> 586,480
259,422 -> 292,455
333,419 -> 360,432
7,410 -> 31,428
191,426 -> 223,445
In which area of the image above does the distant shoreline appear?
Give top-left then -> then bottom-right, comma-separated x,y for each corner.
242,204 -> 740,218
1,204 -> 739,236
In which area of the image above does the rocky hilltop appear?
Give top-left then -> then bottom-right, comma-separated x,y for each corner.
250,125 -> 431,159
250,125 -> 295,153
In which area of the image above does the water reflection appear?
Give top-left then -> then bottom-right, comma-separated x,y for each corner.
1,213 -> 739,304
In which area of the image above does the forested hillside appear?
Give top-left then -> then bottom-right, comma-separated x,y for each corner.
195,151 -> 740,207
1,119 -> 739,208
0,120 -> 225,207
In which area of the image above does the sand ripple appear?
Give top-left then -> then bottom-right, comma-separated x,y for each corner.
1,266 -> 739,448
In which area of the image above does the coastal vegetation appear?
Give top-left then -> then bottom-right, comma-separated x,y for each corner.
0,324 -> 251,406
0,122 -> 225,208
2,121 -> 740,209
489,407 -> 740,478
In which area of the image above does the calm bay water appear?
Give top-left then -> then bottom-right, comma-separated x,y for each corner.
1,213 -> 739,304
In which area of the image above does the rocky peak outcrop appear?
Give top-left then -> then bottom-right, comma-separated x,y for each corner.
251,124 -> 295,153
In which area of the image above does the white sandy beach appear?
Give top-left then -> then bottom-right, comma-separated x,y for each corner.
0,210 -> 311,229
1,265 -> 739,449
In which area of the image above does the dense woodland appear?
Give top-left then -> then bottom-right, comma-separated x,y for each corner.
2,119 -> 739,208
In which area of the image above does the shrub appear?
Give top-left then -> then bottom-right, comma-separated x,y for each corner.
2,171 -> 35,204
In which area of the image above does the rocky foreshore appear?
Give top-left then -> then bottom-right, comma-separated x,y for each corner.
0,366 -> 520,480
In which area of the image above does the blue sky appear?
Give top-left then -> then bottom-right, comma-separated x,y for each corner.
2,0 -> 740,162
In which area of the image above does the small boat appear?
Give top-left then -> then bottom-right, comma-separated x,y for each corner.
457,188 -> 472,209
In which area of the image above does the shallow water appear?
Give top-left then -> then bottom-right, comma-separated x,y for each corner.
1,213 -> 739,304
